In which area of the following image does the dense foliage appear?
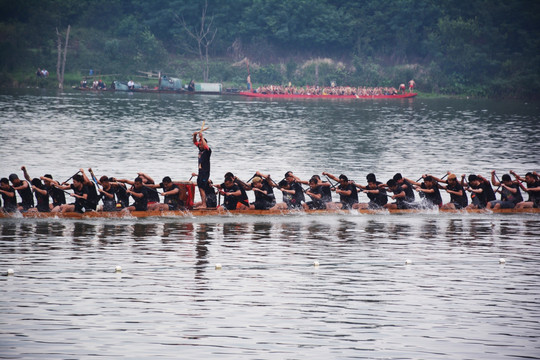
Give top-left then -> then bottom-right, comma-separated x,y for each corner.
1,0 -> 539,98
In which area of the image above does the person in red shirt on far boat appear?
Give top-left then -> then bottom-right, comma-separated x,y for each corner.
409,79 -> 415,92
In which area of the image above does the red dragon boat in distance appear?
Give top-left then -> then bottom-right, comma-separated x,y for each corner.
238,91 -> 417,99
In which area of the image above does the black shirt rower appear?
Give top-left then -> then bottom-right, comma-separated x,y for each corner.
384,179 -> 411,210
0,178 -> 18,212
250,177 -> 276,210
304,179 -> 326,210
434,173 -> 468,209
394,173 -> 415,203
98,176 -> 119,211
412,176 -> 442,208
9,173 -> 34,211
219,176 -> 243,211
124,177 -> 149,211
464,175 -> 487,209
31,178 -> 50,212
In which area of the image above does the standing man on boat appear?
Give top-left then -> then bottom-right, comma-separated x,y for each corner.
193,129 -> 211,208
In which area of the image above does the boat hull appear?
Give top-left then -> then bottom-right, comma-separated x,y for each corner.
238,92 -> 417,99
1,207 -> 538,219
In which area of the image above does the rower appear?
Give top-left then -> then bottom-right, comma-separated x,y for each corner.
432,173 -> 468,210
353,173 -> 387,210
108,177 -> 129,208
52,174 -> 90,213
477,174 -> 496,202
411,175 -> 442,208
511,171 -> 540,209
137,172 -> 160,205
384,179 -> 412,210
218,175 -> 243,210
123,177 -> 149,212
224,172 -> 250,209
304,177 -> 326,210
28,178 -> 50,212
249,176 -> 276,210
298,174 -> 332,207
145,176 -> 181,211
0,178 -> 17,212
22,166 -> 66,210
271,171 -> 305,210
464,174 -> 488,209
393,173 -> 415,203
486,171 -> 522,210
9,173 -> 34,211
322,172 -> 358,209
97,176 -> 120,211
80,169 -> 99,211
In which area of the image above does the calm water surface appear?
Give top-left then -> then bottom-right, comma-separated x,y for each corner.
0,89 -> 539,359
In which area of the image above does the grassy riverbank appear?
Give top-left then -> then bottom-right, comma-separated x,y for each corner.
2,57 -> 536,100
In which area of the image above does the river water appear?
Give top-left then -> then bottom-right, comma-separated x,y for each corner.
0,89 -> 539,359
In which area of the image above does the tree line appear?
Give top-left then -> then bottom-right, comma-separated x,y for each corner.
0,0 -> 539,98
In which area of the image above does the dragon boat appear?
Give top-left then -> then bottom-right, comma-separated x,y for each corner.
0,207 -> 538,219
238,92 -> 417,99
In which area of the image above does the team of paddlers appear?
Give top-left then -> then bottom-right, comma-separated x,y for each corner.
1,130 -> 539,214
1,167 -> 539,215
253,80 -> 416,96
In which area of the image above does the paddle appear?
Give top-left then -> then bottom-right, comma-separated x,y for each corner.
245,173 -> 257,184
88,168 -> 101,191
492,172 -> 503,194
272,177 -> 285,190
323,174 -> 338,190
62,170 -> 81,185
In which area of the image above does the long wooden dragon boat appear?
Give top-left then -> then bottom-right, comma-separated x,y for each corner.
1,207 -> 538,219
238,92 -> 417,99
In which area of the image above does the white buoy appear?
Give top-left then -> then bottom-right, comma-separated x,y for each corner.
405,259 -> 412,265
6,268 -> 14,276
499,258 -> 506,264
313,261 -> 320,267
115,265 -> 122,272
215,263 -> 222,270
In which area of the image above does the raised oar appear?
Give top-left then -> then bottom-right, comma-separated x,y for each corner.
62,170 -> 81,185
323,174 -> 338,189
493,172 -> 503,194
88,168 -> 101,191
245,173 -> 257,184
268,177 -> 284,190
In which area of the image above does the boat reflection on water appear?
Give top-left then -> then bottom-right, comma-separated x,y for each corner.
1,215 -> 536,252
